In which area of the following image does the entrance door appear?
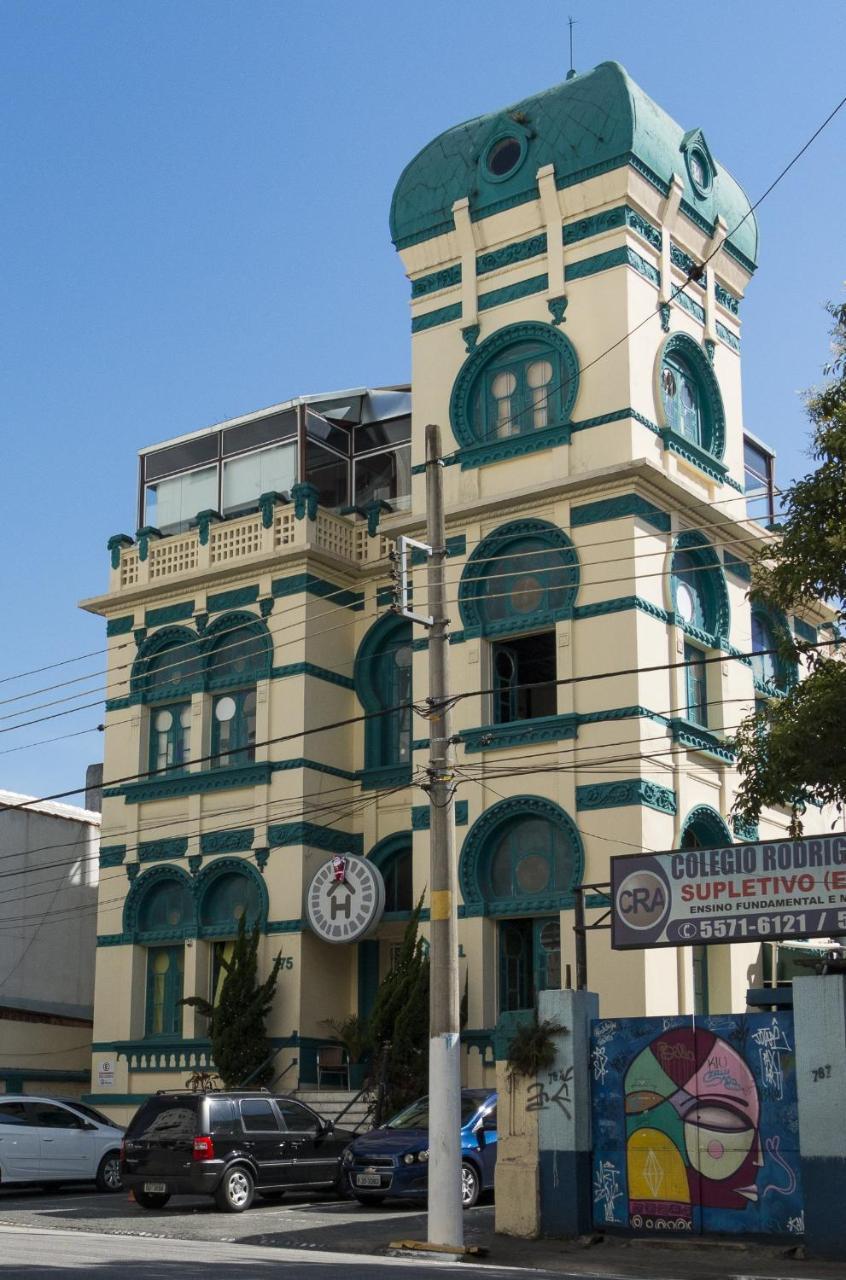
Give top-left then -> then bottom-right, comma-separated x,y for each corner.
498,917 -> 561,1012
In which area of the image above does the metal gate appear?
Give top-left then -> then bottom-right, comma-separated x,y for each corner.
590,1013 -> 804,1237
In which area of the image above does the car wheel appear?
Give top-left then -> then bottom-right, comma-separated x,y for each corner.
354,1194 -> 385,1207
461,1161 -> 480,1209
95,1152 -> 123,1193
215,1165 -> 255,1213
133,1189 -> 170,1210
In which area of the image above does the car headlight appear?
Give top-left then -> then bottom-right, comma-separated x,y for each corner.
418,1150 -> 429,1163
403,1153 -> 415,1165
342,1148 -> 354,1167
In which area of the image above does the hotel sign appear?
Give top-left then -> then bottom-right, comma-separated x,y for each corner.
306,854 -> 385,943
611,834 -> 846,949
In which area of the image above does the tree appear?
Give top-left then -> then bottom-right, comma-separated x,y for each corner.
368,898 -> 430,1123
732,300 -> 846,832
183,918 -> 283,1088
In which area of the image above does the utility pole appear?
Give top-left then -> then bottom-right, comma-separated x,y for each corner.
424,422 -> 463,1249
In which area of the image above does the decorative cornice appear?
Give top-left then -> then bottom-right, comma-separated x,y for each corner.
462,713 -> 578,753
144,601 -> 195,628
258,490 -> 287,529
200,827 -> 254,855
411,264 -> 462,298
576,779 -> 677,815
477,234 -> 547,276
266,918 -> 304,934
135,527 -> 162,561
670,717 -> 736,762
106,615 -> 134,638
359,764 -> 413,790
138,836 -> 188,863
457,422 -> 571,470
291,482 -> 319,521
271,573 -> 364,611
107,534 -> 134,570
207,585 -> 259,613
191,510 -> 222,546
412,800 -> 469,830
732,815 -> 759,842
566,245 -> 659,289
99,844 -> 127,868
267,822 -> 363,855
113,762 -> 272,804
674,289 -> 705,324
570,494 -> 669,533
574,596 -> 671,624
271,758 -> 359,782
660,426 -> 728,482
670,243 -> 699,278
715,282 -> 740,315
411,301 -> 462,333
477,272 -> 549,312
271,662 -> 355,689
716,321 -> 740,352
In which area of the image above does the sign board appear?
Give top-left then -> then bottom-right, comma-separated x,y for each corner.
97,1059 -> 115,1089
305,854 -> 385,943
611,834 -> 846,949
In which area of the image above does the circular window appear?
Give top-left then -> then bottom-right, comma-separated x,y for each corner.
687,146 -> 712,196
511,574 -> 544,614
539,920 -> 560,951
215,696 -> 237,723
516,853 -> 551,894
486,136 -> 523,178
154,709 -> 173,732
676,581 -> 697,623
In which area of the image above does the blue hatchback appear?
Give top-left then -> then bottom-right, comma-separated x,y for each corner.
343,1088 -> 497,1208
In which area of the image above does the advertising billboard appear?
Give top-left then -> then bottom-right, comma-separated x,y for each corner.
611,833 -> 846,949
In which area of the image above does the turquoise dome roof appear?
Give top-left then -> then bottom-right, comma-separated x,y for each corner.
390,61 -> 757,270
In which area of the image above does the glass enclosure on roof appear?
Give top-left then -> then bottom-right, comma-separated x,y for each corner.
139,391 -> 411,533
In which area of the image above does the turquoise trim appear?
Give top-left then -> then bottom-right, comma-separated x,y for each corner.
271,573 -> 364,611
200,827 -> 254,855
113,762 -> 272,804
477,234 -> 547,276
271,662 -> 355,689
477,272 -> 548,311
681,804 -> 732,845
661,427 -> 728,481
412,738 -> 430,752
0,1068 -> 89,1084
724,552 -> 752,582
138,837 -> 188,863
569,406 -> 660,436
570,494 -> 669,533
411,534 -> 466,565
562,204 -> 659,251
411,302 -> 463,333
207,585 -> 259,613
105,695 -> 132,712
732,814 -> 759,843
716,321 -> 740,352
459,517 -> 578,640
411,264 -> 462,298
659,331 -> 726,462
576,779 -> 676,814
144,601 -> 194,628
793,617 -> 817,645
715,282 -> 740,315
359,764 -> 412,790
722,239 -> 757,277
675,289 -> 706,324
462,713 -> 578,753
412,800 -> 469,829
271,758 -> 359,781
671,718 -> 736,762
456,423 -> 571,470
579,705 -> 670,728
574,597 -> 671,624
267,918 -> 303,933
267,822 -> 363,855
565,245 -> 659,289
670,242 -> 699,278
106,615 -> 134,638
410,632 -> 465,650
107,534 -> 134,570
673,530 -> 731,639
97,933 -> 129,947
99,844 -> 126,868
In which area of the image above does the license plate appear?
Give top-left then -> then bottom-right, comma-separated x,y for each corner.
356,1173 -> 382,1187
143,1182 -> 167,1194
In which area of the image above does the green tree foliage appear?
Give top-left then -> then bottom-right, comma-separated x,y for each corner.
732,300 -> 846,832
183,918 -> 282,1088
368,898 -> 430,1122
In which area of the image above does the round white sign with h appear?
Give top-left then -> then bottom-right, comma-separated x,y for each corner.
305,854 -> 385,943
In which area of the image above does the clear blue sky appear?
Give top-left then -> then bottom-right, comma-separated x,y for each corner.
2,0 -> 845,799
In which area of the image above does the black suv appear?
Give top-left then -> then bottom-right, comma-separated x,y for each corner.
121,1091 -> 356,1212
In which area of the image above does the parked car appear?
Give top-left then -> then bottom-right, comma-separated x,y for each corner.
0,1095 -> 124,1192
121,1090 -> 356,1213
343,1088 -> 497,1209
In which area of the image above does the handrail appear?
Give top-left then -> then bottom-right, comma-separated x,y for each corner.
332,1081 -> 373,1130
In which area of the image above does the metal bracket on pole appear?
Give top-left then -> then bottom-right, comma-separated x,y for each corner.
396,534 -> 434,627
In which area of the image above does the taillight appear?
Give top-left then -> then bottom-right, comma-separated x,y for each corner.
193,1135 -> 215,1161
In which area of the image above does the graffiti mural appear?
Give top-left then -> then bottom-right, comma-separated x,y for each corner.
590,1014 -> 803,1236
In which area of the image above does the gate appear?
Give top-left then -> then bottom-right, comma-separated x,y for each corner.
590,1013 -> 804,1237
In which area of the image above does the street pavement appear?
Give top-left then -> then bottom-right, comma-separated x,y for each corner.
0,1185 -> 840,1280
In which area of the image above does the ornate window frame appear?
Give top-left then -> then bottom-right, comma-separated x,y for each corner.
654,332 -> 726,481
368,831 -> 413,916
458,795 -> 584,918
668,530 -> 731,646
750,600 -> 795,695
459,518 -> 579,641
124,864 -> 195,942
449,322 -> 580,469
354,614 -> 413,789
680,804 -> 732,848
195,856 -> 268,939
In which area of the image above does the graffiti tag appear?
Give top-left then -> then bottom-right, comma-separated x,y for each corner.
591,1045 -> 609,1084
786,1212 -> 805,1235
593,1160 -> 622,1224
751,1018 -> 792,1100
525,1068 -> 573,1118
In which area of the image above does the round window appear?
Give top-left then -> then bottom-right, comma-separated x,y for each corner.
516,853 -> 551,894
511,574 -> 544,614
214,696 -> 237,723
154,709 -> 173,732
676,581 -> 697,623
687,147 -> 711,195
486,136 -> 523,178
539,920 -> 561,952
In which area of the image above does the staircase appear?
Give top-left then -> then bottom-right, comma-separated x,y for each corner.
294,1088 -> 375,1132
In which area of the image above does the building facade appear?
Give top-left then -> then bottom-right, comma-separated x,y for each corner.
82,61 -> 827,1120
0,792 -> 100,1098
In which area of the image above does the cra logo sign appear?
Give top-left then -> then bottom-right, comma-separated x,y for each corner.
613,864 -> 671,942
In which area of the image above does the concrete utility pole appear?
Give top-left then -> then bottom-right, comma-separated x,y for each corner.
424,422 -> 463,1249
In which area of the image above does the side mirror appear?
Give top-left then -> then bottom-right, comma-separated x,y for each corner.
82,1121 -> 98,1131
322,1119 -> 335,1136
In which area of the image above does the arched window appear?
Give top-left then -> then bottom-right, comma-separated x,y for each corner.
656,332 -> 725,461
198,868 -> 263,938
459,796 -> 583,917
133,628 -> 202,776
134,873 -> 193,941
670,532 -> 729,640
680,805 -> 733,1017
355,616 -> 413,786
369,832 -> 413,914
125,869 -> 193,1040
450,322 -> 579,449
205,615 -> 271,769
751,606 -> 793,693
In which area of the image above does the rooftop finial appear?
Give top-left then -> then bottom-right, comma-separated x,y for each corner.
567,15 -> 577,79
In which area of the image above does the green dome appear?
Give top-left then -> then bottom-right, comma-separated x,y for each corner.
390,61 -> 757,270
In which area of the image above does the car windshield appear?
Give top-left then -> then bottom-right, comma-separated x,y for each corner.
386,1096 -> 482,1130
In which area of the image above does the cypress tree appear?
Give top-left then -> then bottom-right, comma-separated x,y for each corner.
183,918 -> 283,1088
368,898 -> 430,1122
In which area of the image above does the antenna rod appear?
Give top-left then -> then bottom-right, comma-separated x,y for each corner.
568,15 -> 576,76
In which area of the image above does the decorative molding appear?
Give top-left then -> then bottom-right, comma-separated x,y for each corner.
99,844 -> 126,868
411,263 -> 462,298
574,596 -> 671,624
570,494 -> 670,533
126,863 -> 140,882
97,934 -> 129,947
107,534 -> 134,570
258,490 -> 287,529
704,337 -> 716,364
715,282 -> 740,315
732,815 -> 759,842
267,822 -> 363,856
793,616 -> 817,645
412,800 -> 469,830
411,534 -> 465,566
191,510 -> 221,546
565,245 -> 659,289
477,272 -> 549,312
579,705 -> 671,728
459,517 -> 578,640
271,573 -> 364,611
670,718 -> 736,762
576,779 -> 677,815
271,662 -> 355,689
477,234 -> 547,276
661,426 -> 728,482
457,423 -> 571,470
188,854 -> 203,876
255,847 -> 270,872
675,289 -> 706,324
670,242 -> 699,278
291,482 -> 319,521
411,301 -> 462,333
207,585 -> 259,613
105,696 -> 133,712
266,918 -> 303,933
569,406 -> 660,437
547,295 -> 568,326
659,302 -> 670,332
144,601 -> 195,628
462,713 -> 578,754
625,207 -> 662,250
359,764 -> 413,791
138,836 -> 188,863
461,323 -> 480,353
117,762 -> 272,804
724,552 -> 752,583
271,758 -> 359,782
681,804 -> 732,846
200,827 -> 254,855
562,205 -> 626,245
716,321 -> 741,352
135,527 -> 162,562
106,615 -> 134,638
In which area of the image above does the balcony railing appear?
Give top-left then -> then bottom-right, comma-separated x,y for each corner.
108,493 -> 395,594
